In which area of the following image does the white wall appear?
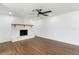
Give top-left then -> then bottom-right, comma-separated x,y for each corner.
0,15 -> 15,42
37,11 -> 79,45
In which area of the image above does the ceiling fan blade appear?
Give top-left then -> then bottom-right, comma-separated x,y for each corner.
43,10 -> 52,13
42,14 -> 48,16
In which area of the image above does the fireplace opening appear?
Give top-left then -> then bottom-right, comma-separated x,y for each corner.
20,30 -> 28,36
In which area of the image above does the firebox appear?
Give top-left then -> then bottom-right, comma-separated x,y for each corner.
20,30 -> 28,36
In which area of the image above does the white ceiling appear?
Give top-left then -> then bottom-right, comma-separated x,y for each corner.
1,3 -> 79,18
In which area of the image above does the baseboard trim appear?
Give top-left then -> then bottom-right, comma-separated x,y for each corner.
37,35 -> 79,46
12,35 -> 35,42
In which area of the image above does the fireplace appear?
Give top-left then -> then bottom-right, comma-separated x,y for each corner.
20,30 -> 28,36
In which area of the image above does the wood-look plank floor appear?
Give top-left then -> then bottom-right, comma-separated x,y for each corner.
0,36 -> 79,55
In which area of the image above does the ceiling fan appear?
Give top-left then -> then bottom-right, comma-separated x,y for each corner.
32,9 -> 52,17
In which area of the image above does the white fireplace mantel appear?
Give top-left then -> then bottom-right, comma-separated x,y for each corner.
11,23 -> 35,42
